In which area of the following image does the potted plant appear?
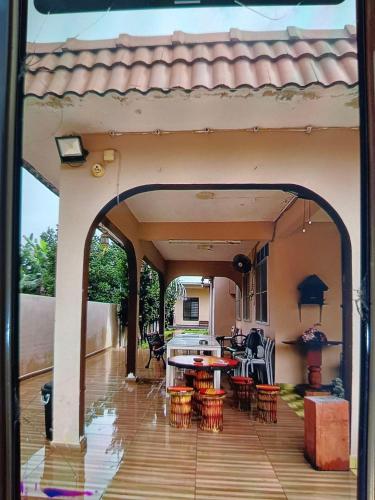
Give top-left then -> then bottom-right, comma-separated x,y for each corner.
298,324 -> 328,347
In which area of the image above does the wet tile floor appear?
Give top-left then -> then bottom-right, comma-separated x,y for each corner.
20,348 -> 357,499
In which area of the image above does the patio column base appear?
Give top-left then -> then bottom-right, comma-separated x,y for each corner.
51,436 -> 87,452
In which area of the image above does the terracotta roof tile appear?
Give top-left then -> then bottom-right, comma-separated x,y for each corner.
24,26 -> 358,98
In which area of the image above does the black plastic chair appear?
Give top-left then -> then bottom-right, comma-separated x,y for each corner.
224,334 -> 248,358
216,335 -> 230,356
145,332 -> 166,368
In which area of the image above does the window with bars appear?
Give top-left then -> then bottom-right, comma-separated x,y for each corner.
183,297 -> 199,321
255,244 -> 269,323
242,272 -> 251,321
235,286 -> 242,321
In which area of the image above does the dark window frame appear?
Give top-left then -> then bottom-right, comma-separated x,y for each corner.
255,244 -> 269,324
183,297 -> 199,321
242,272 -> 251,321
235,286 -> 242,321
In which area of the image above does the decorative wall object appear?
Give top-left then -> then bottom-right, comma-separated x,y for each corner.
297,274 -> 328,321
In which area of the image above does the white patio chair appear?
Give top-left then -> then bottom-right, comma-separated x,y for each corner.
233,329 -> 264,377
248,337 -> 275,385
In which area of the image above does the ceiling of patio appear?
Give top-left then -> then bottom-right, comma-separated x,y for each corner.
153,240 -> 257,261
108,188 -> 297,261
126,189 -> 293,222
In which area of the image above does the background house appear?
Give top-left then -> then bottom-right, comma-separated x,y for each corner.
173,277 -> 210,328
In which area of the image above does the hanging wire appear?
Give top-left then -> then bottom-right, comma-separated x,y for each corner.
25,9 -> 51,68
233,0 -> 304,22
25,5 -> 113,71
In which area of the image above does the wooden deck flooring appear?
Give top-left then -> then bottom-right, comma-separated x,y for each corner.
20,348 -> 357,499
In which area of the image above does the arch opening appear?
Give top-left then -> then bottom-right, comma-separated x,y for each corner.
81,183 -> 352,402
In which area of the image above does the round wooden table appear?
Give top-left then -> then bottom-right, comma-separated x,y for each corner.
167,355 -> 238,390
168,355 -> 238,371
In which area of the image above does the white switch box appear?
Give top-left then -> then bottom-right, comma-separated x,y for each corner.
103,149 -> 115,162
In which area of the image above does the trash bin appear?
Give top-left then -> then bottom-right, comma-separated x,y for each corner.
41,382 -> 53,440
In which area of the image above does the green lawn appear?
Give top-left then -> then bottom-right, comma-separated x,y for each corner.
140,328 -> 209,348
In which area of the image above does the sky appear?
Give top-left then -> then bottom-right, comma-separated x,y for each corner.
21,169 -> 59,239
27,0 -> 356,42
22,0 -> 356,238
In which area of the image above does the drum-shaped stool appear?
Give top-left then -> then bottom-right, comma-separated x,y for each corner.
193,370 -> 214,415
256,384 -> 280,423
199,388 -> 226,432
231,376 -> 254,411
167,386 -> 195,429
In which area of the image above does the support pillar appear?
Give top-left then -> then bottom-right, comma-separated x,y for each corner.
52,198 -> 88,447
101,218 -> 139,377
159,275 -> 166,338
209,278 -> 215,335
125,246 -> 138,376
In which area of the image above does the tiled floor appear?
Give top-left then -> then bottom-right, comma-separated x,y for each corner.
20,348 -> 357,499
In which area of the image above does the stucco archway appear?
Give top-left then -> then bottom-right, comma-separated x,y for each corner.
81,182 -> 352,402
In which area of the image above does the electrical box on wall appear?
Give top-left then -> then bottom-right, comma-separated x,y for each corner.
104,149 -> 116,162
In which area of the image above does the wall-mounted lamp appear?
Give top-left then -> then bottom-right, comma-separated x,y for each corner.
55,135 -> 88,165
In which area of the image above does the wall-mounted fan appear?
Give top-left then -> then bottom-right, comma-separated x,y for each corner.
232,254 -> 252,273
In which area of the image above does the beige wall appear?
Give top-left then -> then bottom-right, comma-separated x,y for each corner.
138,221 -> 273,241
19,294 -> 55,377
273,223 -> 342,385
19,294 -> 117,378
213,277 -> 236,336
236,220 -> 342,385
107,203 -> 166,274
174,285 -> 209,326
86,301 -> 118,355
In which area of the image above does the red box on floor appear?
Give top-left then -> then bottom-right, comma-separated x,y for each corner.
304,396 -> 349,471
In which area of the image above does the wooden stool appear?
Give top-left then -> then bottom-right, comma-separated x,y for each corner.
231,376 -> 254,411
193,370 -> 214,415
256,385 -> 280,423
199,388 -> 226,432
167,386 -> 194,429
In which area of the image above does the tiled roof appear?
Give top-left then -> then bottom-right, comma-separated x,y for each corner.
24,26 -> 358,98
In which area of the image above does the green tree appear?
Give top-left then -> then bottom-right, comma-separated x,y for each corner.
88,235 -> 128,304
138,265 -> 185,333
139,263 -> 160,335
39,227 -> 57,296
20,233 -> 46,294
20,228 -> 184,330
20,229 -> 128,305
165,279 -> 186,327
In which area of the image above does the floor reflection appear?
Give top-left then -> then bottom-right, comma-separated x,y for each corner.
20,348 -> 357,500
21,400 -> 125,499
